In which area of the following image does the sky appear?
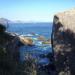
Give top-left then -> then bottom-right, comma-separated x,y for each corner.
0,0 -> 75,22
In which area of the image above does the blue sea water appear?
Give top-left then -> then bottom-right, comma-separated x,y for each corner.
7,23 -> 52,65
7,23 -> 52,39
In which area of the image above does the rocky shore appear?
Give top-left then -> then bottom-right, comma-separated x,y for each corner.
0,23 -> 37,75
51,8 -> 75,75
1,7 -> 75,75
0,23 -> 52,75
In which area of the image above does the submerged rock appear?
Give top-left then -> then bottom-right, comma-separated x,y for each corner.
38,36 -> 46,41
52,8 -> 75,75
42,40 -> 51,44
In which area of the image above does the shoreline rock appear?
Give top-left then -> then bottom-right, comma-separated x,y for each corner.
0,24 -> 21,75
52,8 -> 75,75
38,36 -> 46,41
19,36 -> 33,46
42,39 -> 51,44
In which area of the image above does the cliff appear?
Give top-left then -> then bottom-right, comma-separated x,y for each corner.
52,8 -> 75,75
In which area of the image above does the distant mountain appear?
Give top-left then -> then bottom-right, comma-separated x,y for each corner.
0,18 -> 13,24
0,18 -> 52,24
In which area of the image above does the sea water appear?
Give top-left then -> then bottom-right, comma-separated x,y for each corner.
7,23 -> 52,65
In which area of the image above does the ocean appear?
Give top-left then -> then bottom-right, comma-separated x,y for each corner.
7,23 -> 52,65
7,23 -> 52,39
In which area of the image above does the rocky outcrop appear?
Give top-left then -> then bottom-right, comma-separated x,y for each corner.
0,23 -> 20,75
42,39 -> 51,44
19,36 -> 33,45
0,23 -> 36,75
38,36 -> 46,41
52,8 -> 75,75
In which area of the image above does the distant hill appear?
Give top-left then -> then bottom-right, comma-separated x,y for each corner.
0,18 -> 52,24
0,18 -> 13,24
0,18 -> 13,28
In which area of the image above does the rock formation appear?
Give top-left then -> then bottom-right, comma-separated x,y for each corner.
0,23 -> 37,75
19,36 -> 33,45
38,36 -> 46,41
51,8 -> 75,75
0,23 -> 21,75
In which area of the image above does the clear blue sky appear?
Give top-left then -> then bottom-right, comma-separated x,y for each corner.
0,0 -> 75,22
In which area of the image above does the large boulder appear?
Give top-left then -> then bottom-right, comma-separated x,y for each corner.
51,8 -> 75,75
